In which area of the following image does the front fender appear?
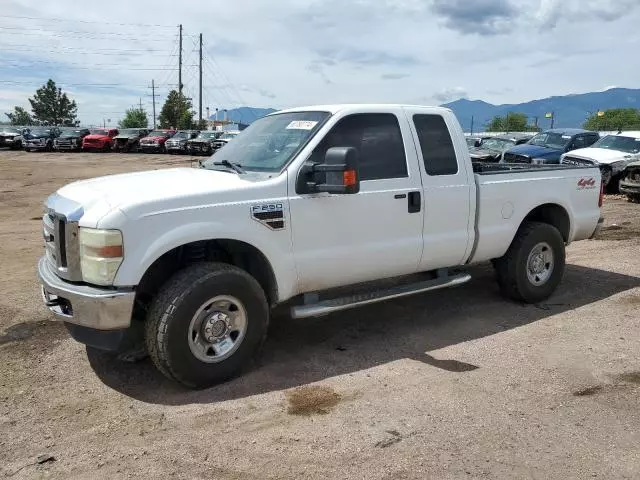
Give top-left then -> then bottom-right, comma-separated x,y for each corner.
113,216 -> 297,302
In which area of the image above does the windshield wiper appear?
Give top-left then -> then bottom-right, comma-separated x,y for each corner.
212,160 -> 245,174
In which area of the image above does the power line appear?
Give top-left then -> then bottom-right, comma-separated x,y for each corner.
1,14 -> 175,28
0,30 -> 173,41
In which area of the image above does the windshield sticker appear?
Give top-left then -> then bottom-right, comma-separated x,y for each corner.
286,120 -> 318,130
562,135 -> 571,139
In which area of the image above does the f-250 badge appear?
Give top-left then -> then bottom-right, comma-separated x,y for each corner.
251,203 -> 285,230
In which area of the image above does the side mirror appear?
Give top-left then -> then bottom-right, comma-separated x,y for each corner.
297,146 -> 360,194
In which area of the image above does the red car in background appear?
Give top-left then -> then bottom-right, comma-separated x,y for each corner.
139,129 -> 176,153
82,128 -> 119,152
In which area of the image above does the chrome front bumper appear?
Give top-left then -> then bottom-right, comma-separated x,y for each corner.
37,256 -> 135,330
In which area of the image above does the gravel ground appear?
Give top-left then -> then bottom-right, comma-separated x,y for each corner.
1,150 -> 639,480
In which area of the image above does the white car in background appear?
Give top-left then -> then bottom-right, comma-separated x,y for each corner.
561,132 -> 640,189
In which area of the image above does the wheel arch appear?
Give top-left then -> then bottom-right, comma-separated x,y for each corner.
132,239 -> 279,323
521,203 -> 571,242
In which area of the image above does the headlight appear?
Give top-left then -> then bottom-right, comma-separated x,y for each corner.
79,228 -> 124,285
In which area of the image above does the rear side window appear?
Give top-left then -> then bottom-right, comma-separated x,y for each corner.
312,113 -> 407,181
572,135 -> 587,149
413,114 -> 458,176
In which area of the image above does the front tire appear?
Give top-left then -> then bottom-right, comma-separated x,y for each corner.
494,221 -> 565,303
145,262 -> 269,388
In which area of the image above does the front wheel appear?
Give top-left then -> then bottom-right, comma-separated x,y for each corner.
494,221 -> 565,303
145,262 -> 269,388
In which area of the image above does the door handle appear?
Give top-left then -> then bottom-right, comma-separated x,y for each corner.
408,191 -> 421,213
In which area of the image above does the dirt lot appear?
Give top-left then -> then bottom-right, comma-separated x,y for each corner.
1,149 -> 639,479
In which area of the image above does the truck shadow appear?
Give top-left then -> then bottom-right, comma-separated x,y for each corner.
87,263 -> 640,405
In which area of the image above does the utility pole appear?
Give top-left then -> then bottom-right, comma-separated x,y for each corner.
151,79 -> 157,129
550,111 -> 555,129
470,116 -> 474,135
199,33 -> 203,124
139,97 -> 143,111
178,24 -> 183,95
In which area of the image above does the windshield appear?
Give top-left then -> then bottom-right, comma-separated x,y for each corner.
202,111 -> 330,172
148,130 -> 169,137
119,129 -> 141,135
478,138 -> 514,151
529,132 -> 572,149
593,135 -> 640,154
60,130 -> 84,137
172,131 -> 190,139
220,133 -> 238,140
196,131 -> 219,139
90,129 -> 108,136
30,128 -> 51,135
0,127 -> 19,134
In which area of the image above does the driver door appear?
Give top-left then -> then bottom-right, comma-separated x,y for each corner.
289,110 -> 424,294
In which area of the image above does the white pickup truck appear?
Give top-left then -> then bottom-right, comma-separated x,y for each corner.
38,104 -> 604,388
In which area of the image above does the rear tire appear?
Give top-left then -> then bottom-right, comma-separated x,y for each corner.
145,262 -> 269,388
494,221 -> 565,303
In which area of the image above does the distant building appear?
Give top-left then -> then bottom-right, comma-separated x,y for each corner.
206,119 -> 248,131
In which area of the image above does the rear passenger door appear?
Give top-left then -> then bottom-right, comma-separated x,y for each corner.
290,110 -> 424,293
405,108 -> 474,270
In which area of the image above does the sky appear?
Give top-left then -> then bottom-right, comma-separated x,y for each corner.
2,0 -> 640,126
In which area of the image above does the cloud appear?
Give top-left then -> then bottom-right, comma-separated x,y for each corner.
431,0 -> 518,35
536,0 -> 640,30
432,87 -> 468,103
381,73 -> 410,80
316,47 -> 421,67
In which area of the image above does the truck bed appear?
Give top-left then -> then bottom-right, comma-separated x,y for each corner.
468,162 -> 602,264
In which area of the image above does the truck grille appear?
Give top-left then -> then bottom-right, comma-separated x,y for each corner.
562,156 -> 595,167
43,212 -> 82,281
503,152 -> 531,163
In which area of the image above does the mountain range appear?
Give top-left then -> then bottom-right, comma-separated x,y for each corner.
443,88 -> 640,132
211,88 -> 640,132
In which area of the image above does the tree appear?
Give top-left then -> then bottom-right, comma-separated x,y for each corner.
28,79 -> 78,126
119,108 -> 149,128
583,108 -> 640,131
5,106 -> 33,125
158,90 -> 194,129
195,119 -> 209,130
486,112 -> 538,132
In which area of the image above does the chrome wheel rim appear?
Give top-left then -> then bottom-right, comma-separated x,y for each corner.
526,242 -> 554,286
187,295 -> 248,363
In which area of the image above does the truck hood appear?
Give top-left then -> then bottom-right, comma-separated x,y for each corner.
84,134 -> 110,141
565,147 -> 637,165
507,144 -> 563,159
56,167 -> 262,226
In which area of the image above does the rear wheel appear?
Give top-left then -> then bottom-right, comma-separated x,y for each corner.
145,262 -> 269,388
494,221 -> 565,303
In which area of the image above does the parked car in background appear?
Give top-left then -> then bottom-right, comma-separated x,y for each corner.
0,126 -> 24,149
560,132 -> 640,189
165,130 -> 200,154
82,128 -> 119,152
470,133 -> 533,162
186,130 -> 223,155
113,128 -> 149,153
465,135 -> 491,148
619,161 -> 640,202
212,130 -> 240,152
502,129 -> 599,164
54,128 -> 90,152
139,129 -> 176,153
23,127 -> 61,152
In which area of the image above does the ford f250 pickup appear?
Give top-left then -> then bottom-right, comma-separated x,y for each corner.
37,104 -> 604,388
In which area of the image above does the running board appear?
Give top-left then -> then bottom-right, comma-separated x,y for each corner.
291,273 -> 472,319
